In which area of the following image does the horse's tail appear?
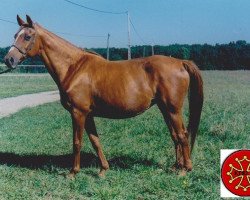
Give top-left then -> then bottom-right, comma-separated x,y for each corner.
183,60 -> 204,153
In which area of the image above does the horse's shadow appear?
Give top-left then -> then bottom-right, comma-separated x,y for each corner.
0,152 -> 161,171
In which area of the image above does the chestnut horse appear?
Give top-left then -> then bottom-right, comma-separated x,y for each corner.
5,15 -> 203,177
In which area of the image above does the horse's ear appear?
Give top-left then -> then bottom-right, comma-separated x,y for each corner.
17,15 -> 25,26
26,15 -> 33,27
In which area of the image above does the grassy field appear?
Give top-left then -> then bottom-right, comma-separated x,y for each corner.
0,74 -> 57,98
0,71 -> 249,199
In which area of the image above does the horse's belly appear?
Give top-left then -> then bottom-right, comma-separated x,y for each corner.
91,97 -> 155,119
92,108 -> 142,119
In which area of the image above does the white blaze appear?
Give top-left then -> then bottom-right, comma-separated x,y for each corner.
16,29 -> 25,41
9,29 -> 25,53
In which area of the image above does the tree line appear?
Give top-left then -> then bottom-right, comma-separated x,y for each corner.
0,40 -> 249,70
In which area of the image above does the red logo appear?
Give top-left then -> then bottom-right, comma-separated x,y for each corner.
221,150 -> 250,196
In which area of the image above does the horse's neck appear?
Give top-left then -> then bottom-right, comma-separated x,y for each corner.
38,26 -> 84,86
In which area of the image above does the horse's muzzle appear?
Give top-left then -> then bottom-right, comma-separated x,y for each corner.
4,56 -> 17,69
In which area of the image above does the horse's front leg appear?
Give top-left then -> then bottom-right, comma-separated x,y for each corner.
68,108 -> 87,178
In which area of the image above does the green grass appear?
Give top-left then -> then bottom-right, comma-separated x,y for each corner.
0,74 -> 57,99
0,71 -> 249,199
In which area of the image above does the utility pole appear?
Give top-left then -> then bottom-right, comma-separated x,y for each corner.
106,33 -> 110,60
127,11 -> 131,60
151,44 -> 154,56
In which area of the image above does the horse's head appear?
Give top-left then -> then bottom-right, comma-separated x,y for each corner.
4,15 -> 39,69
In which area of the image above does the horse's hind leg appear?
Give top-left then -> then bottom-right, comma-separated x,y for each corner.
158,102 -> 184,170
85,115 -> 109,177
168,111 -> 191,173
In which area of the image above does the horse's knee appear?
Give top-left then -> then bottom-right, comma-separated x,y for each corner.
177,132 -> 188,146
92,139 -> 101,149
73,142 -> 82,153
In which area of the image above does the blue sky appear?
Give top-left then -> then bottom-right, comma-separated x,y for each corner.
0,0 -> 249,48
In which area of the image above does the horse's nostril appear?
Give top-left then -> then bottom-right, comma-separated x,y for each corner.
10,57 -> 14,65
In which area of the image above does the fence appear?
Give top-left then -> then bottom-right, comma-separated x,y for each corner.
0,65 -> 47,73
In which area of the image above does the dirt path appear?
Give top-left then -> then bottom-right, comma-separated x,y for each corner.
0,91 -> 60,118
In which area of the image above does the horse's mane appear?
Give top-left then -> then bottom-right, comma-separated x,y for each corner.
80,48 -> 104,59
35,24 -> 104,59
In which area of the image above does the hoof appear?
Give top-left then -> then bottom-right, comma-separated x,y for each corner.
66,169 -> 78,180
169,163 -> 183,172
98,168 -> 108,178
169,165 -> 177,172
178,169 -> 187,177
66,172 -> 76,180
178,166 -> 192,176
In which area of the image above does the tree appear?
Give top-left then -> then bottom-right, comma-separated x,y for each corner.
1,41 -> 250,70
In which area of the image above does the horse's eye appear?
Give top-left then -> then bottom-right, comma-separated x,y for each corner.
24,35 -> 31,41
